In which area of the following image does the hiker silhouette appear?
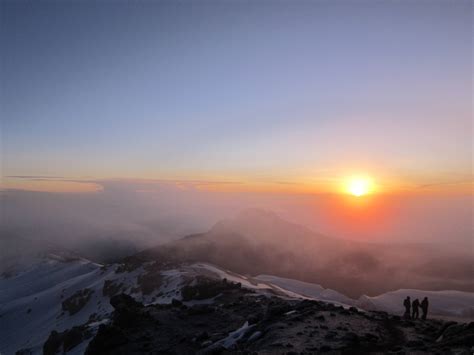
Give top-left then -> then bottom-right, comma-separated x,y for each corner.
420,297 -> 429,320
403,296 -> 411,319
412,299 -> 420,319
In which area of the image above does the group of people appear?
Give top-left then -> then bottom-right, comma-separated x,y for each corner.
403,296 -> 429,319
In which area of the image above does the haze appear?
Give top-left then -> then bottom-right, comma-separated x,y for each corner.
1,1 -> 472,282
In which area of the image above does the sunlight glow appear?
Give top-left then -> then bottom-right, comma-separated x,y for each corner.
346,177 -> 373,197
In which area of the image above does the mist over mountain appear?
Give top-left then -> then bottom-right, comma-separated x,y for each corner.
1,208 -> 472,354
139,209 -> 473,298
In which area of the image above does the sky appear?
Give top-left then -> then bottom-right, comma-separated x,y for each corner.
1,0 -> 472,195
0,0 -> 472,248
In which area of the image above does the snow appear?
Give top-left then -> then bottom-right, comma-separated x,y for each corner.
2,257 -> 473,355
356,289 -> 474,318
1,259 -> 149,354
247,330 -> 262,342
0,258 -> 112,354
190,263 -> 273,291
256,274 -> 354,306
204,321 -> 255,350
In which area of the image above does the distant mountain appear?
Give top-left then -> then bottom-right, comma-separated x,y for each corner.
140,209 -> 474,298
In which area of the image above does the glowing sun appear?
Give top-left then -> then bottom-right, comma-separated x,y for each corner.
346,177 -> 373,197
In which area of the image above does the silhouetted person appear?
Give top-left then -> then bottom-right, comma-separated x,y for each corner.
403,296 -> 411,319
412,298 -> 420,319
420,297 -> 429,320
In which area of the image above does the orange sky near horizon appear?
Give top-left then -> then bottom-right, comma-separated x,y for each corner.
2,172 -> 472,196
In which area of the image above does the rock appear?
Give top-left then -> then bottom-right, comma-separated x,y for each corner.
110,294 -> 141,310
86,325 -> 127,354
196,331 -> 210,342
137,271 -> 162,295
342,331 -> 360,345
43,331 -> 61,355
349,306 -> 359,313
110,294 -> 146,327
102,280 -> 124,297
265,303 -> 293,319
44,326 -> 91,355
187,305 -> 215,315
171,298 -> 183,307
406,339 -> 424,347
62,289 -> 94,315
364,333 -> 379,341
248,313 -> 262,325
320,345 -> 332,351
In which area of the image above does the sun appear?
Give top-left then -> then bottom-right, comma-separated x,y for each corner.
346,177 -> 373,197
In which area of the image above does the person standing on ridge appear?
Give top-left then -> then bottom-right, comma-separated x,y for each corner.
420,297 -> 429,320
412,298 -> 420,319
403,296 -> 411,319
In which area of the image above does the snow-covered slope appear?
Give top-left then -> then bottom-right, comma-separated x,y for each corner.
0,258 -> 291,354
1,256 -> 473,354
0,255 -> 181,354
357,289 -> 474,318
1,256 -> 116,354
256,274 -> 354,306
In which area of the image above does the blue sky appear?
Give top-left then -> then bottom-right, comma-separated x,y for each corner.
2,0 -> 472,191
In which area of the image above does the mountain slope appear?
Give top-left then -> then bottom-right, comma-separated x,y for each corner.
1,252 -> 473,354
139,209 -> 474,298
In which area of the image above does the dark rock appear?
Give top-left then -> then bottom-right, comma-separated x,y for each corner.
364,332 -> 379,341
406,339 -> 424,347
187,305 -> 215,315
43,331 -> 61,355
62,288 -> 94,315
265,303 -> 293,319
171,298 -> 183,307
110,294 -> 141,310
342,331 -> 360,345
182,277 -> 240,301
110,294 -> 146,327
320,345 -> 332,351
349,306 -> 359,313
102,280 -> 124,297
196,331 -> 210,342
86,325 -> 127,354
44,326 -> 91,355
137,271 -> 162,295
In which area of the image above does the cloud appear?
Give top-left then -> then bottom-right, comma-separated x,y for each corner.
6,175 -> 68,180
417,178 -> 474,189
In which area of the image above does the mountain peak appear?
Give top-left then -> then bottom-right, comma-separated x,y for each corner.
235,208 -> 283,222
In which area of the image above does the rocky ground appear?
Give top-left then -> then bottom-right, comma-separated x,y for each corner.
44,278 -> 474,355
